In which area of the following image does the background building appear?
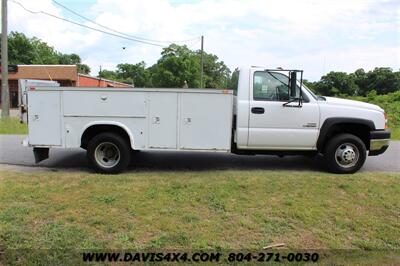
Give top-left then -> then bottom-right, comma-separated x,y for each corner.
77,73 -> 132,88
0,65 -> 132,109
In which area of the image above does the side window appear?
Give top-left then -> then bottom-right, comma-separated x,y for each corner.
253,71 -> 299,101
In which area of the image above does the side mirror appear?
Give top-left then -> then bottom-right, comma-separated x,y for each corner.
290,71 -> 297,97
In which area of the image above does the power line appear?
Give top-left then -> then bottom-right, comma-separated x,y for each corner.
52,0 -> 200,45
10,0 -> 166,47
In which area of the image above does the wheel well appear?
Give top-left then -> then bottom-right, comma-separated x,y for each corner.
319,123 -> 371,151
81,125 -> 131,149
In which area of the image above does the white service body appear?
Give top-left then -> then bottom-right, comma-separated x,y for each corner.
22,85 -> 233,152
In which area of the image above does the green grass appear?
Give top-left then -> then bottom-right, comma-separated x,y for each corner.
0,170 -> 399,264
0,117 -> 28,135
390,127 -> 400,140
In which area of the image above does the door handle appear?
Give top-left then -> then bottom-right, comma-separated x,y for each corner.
251,107 -> 265,114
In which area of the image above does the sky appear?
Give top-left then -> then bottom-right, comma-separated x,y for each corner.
5,0 -> 400,81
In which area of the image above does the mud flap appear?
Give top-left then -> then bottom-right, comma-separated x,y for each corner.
33,148 -> 49,163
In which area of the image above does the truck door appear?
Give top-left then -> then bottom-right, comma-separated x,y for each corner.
247,70 -> 319,149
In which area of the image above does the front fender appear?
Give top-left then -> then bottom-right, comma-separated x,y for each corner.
316,117 -> 375,151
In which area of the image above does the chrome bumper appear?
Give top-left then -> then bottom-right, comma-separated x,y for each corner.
370,138 -> 390,151
369,130 -> 390,156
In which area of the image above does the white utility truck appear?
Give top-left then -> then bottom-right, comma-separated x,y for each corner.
19,67 -> 390,174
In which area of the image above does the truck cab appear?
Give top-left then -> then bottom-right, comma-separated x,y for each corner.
233,67 -> 390,173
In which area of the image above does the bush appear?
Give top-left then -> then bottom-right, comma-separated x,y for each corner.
347,91 -> 400,139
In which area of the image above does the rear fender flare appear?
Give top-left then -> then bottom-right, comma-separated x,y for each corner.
81,121 -> 135,150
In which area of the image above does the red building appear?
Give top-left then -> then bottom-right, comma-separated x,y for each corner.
77,73 -> 132,88
0,65 -> 132,109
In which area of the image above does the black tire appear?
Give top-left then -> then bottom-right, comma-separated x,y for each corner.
87,132 -> 131,174
323,133 -> 366,174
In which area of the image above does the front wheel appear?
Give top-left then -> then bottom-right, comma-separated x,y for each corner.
87,132 -> 131,174
324,133 -> 366,174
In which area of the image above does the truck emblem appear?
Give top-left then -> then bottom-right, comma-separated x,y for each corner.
303,123 -> 317,128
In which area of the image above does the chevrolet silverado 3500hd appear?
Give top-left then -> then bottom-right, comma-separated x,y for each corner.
19,67 -> 390,174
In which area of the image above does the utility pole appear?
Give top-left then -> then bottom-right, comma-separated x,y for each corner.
1,0 -> 10,118
200,35 -> 204,88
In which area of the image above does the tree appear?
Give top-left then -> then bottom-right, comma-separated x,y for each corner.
4,31 -> 90,74
302,79 -> 316,92
227,68 -> 239,92
116,62 -> 151,87
312,68 -> 400,97
351,68 -> 368,96
313,71 -> 358,96
58,53 -> 81,65
150,44 -> 201,88
365,67 -> 400,95
6,32 -> 36,64
148,44 -> 231,88
77,64 -> 91,75
58,53 -> 91,74
199,52 -> 231,88
5,32 -> 400,95
5,31 -> 59,64
30,37 -> 60,64
98,69 -> 118,80
96,44 -> 231,88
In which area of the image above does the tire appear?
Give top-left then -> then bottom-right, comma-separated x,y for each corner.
323,133 -> 366,174
87,132 -> 131,174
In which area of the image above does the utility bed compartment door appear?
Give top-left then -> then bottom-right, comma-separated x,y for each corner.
148,92 -> 178,149
179,93 -> 232,150
28,90 -> 61,146
63,90 -> 146,117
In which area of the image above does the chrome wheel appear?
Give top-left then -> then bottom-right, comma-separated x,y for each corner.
334,143 -> 359,168
94,142 -> 120,168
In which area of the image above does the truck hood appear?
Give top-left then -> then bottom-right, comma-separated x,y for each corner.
323,97 -> 384,113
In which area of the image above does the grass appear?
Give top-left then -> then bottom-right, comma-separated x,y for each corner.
389,127 -> 400,140
0,117 -> 27,135
0,170 -> 399,264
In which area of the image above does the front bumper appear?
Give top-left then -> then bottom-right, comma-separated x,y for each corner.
369,130 -> 390,156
